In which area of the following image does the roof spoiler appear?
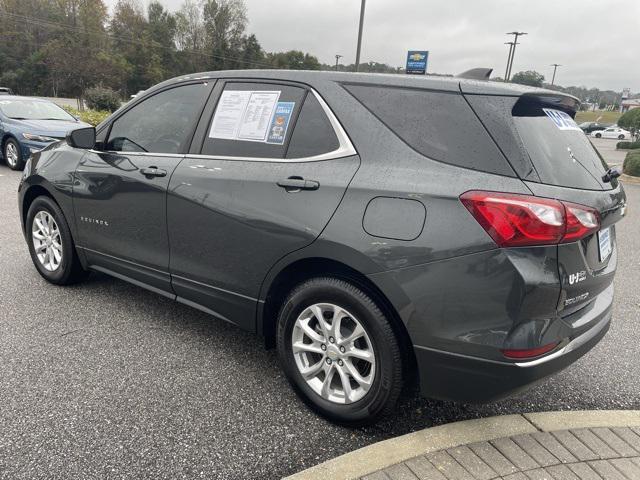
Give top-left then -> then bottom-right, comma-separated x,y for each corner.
456,68 -> 493,81
516,92 -> 581,114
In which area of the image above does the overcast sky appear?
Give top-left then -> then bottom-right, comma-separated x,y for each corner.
106,0 -> 640,92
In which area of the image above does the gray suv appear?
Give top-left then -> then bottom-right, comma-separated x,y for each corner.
18,71 -> 626,425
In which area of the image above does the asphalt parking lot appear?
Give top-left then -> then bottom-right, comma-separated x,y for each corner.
0,165 -> 638,480
589,136 -> 629,166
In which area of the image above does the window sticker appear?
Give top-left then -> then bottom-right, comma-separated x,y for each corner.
209,90 -> 281,142
543,108 -> 581,131
266,102 -> 295,145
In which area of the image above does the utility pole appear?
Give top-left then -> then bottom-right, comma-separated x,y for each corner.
355,0 -> 366,72
504,42 -> 515,81
335,54 -> 343,71
550,63 -> 561,86
505,31 -> 527,81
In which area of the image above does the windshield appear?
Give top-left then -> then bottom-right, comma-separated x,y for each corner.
0,99 -> 75,121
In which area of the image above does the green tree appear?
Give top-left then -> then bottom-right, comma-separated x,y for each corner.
202,0 -> 247,70
267,51 -> 321,70
511,70 -> 545,87
239,34 -> 265,68
618,109 -> 640,140
175,0 -> 207,72
110,0 -> 151,95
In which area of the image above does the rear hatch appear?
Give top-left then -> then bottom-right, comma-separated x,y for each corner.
464,89 -> 627,320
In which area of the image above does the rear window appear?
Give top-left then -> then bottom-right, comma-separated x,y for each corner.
512,99 -> 609,190
343,84 -> 515,176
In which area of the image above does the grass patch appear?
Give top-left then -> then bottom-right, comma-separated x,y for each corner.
62,107 -> 110,127
575,110 -> 621,124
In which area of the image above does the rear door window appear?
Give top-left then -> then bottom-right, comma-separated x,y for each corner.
512,99 -> 608,190
343,84 -> 515,176
201,82 -> 305,159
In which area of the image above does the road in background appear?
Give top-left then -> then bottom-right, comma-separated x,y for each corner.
0,164 -> 638,479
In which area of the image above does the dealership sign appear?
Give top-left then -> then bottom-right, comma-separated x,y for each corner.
406,51 -> 429,74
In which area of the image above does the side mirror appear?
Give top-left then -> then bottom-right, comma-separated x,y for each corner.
66,127 -> 96,150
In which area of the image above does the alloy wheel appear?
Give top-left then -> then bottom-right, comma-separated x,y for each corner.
32,211 -> 63,272
5,142 -> 18,167
291,303 -> 376,404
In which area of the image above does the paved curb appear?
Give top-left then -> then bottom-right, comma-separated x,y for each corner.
284,410 -> 640,480
620,174 -> 640,184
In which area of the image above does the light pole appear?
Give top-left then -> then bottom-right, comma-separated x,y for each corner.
355,0 -> 366,72
550,63 -> 561,86
504,42 -> 515,81
335,54 -> 343,71
505,31 -> 527,81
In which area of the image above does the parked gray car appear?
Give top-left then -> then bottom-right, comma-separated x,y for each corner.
18,70 -> 626,425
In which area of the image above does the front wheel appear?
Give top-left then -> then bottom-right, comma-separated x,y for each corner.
26,196 -> 88,285
618,134 -> 625,140
3,138 -> 24,170
595,133 -> 602,138
277,277 -> 403,426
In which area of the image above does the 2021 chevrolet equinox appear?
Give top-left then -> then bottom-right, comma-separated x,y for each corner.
18,71 -> 626,425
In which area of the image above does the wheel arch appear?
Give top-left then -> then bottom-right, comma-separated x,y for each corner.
258,253 -> 417,382
21,184 -> 58,231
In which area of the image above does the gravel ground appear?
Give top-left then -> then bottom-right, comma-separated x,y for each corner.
0,165 -> 638,480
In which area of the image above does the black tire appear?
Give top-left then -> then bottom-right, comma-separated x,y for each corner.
276,277 -> 403,426
3,137 -> 25,170
26,196 -> 88,285
595,133 -> 602,138
618,134 -> 625,140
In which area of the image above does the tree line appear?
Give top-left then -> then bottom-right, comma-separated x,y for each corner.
0,0 -> 332,100
0,0 -> 633,108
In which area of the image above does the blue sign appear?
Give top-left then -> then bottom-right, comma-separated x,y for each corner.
267,102 -> 295,145
406,50 -> 429,75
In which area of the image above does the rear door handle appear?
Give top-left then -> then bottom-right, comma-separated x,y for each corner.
140,167 -> 167,177
277,177 -> 320,192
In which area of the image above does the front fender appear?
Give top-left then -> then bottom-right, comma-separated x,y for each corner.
18,143 -> 86,241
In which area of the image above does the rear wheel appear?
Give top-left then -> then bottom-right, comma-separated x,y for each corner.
3,138 -> 24,170
26,196 -> 88,285
276,277 -> 403,426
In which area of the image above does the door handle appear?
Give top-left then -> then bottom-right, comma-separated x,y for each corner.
140,167 -> 167,177
277,176 -> 320,192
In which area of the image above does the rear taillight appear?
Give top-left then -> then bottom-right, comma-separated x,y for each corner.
563,203 -> 599,242
460,191 -> 600,247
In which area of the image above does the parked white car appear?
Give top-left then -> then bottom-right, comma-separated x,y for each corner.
590,127 -> 631,139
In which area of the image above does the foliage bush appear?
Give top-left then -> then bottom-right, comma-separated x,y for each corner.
623,151 -> 640,177
618,108 -> 640,130
616,141 -> 640,150
84,86 -> 122,112
63,107 -> 110,127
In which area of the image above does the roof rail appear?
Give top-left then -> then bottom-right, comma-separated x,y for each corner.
456,68 -> 493,81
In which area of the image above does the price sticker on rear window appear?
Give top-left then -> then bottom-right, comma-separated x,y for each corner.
543,108 -> 581,131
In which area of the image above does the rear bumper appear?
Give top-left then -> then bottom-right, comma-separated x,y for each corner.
415,305 -> 611,403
